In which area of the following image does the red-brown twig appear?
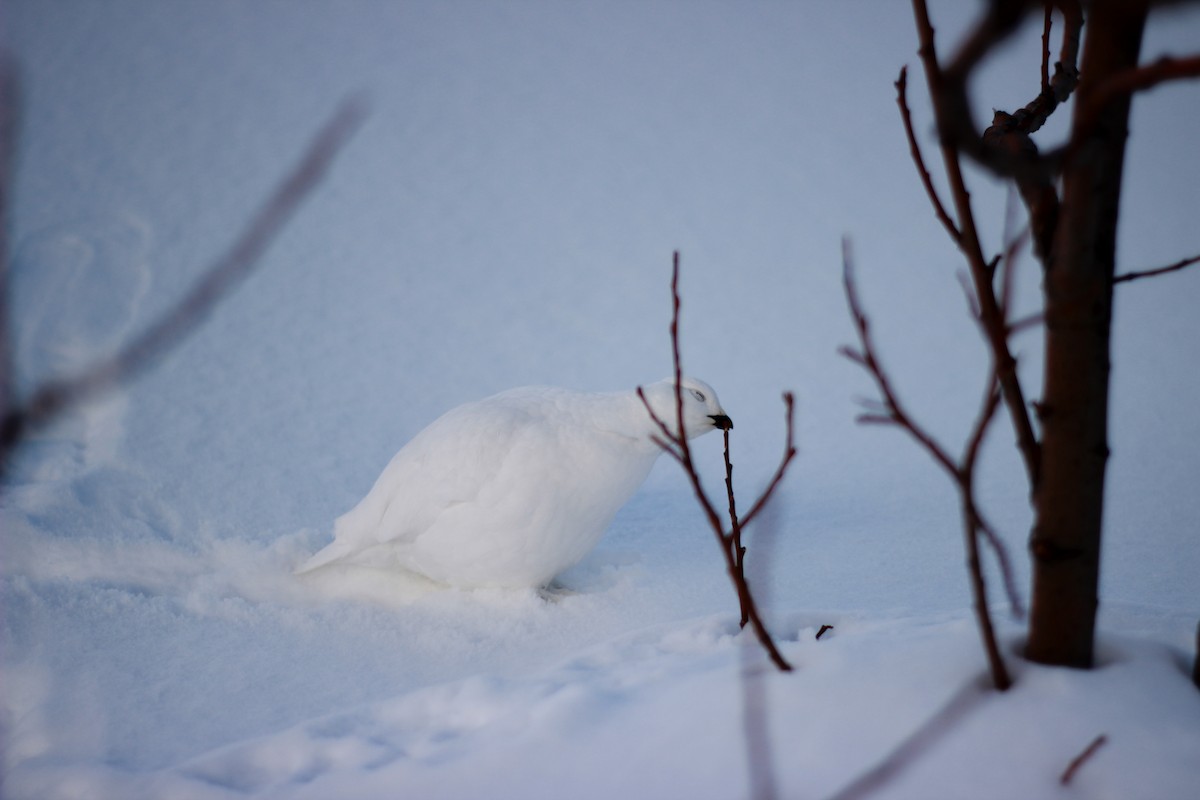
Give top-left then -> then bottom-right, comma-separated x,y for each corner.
908,0 -> 1043,493
1114,252 -> 1200,285
895,66 -> 960,243
1040,3 -> 1053,97
723,427 -> 749,627
638,252 -> 795,673
740,403 -> 797,532
1084,52 -> 1200,124
1099,53 -> 1200,96
841,238 -> 1016,691
923,0 -> 1081,182
1060,734 -> 1108,786
1,97 -> 367,461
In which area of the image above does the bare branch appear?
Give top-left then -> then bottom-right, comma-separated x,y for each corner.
1040,4 -> 1053,96
2,97 -> 368,459
841,240 -> 957,478
962,382 -> 1000,482
1060,734 -> 1108,786
739,393 -> 797,532
647,432 -> 686,467
639,385 -> 725,538
1114,252 -> 1200,284
723,427 -> 748,627
837,345 -> 869,368
926,0 -> 1082,183
895,66 -> 960,243
842,237 -> 1015,689
641,252 -> 794,673
962,376 -> 1025,620
908,0 -> 1081,287
638,386 -> 682,450
1054,1 -> 1084,105
1090,52 -> 1200,111
1013,0 -> 1083,136
958,375 -> 1024,671
909,0 -> 1043,493
975,510 -> 1026,619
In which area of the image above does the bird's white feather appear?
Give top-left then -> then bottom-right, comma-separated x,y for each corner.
299,377 -> 729,588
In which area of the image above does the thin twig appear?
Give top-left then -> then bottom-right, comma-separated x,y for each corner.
975,512 -> 1025,620
840,245 -> 956,477
959,377 -> 1021,678
911,0 -> 1079,281
1089,53 -> 1200,114
1114,252 -> 1200,284
1060,734 -> 1108,786
895,66 -> 960,243
740,395 -> 797,531
958,350 -> 1024,621
929,0 -> 1081,180
639,252 -> 794,672
639,385 -> 726,539
724,427 -> 749,627
841,238 -> 1015,690
1040,4 -> 1053,97
1,97 -> 368,459
909,0 -> 1043,493
1012,0 -> 1082,136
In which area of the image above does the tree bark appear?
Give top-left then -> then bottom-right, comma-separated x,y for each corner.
1026,1 -> 1149,668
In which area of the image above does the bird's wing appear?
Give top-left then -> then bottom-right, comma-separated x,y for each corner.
300,393 -> 547,571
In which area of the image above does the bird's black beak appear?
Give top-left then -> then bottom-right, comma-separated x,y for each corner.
709,414 -> 733,431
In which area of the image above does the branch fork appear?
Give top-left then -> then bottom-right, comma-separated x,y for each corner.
638,252 -> 796,673
841,238 -> 1020,692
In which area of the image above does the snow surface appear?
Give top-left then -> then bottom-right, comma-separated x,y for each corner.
3,1 -> 1199,798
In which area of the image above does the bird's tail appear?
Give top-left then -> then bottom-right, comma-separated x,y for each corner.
294,539 -> 348,575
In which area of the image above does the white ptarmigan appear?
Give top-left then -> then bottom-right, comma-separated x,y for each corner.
298,377 -> 732,588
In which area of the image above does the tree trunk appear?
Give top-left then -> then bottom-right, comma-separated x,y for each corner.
1026,1 -> 1148,668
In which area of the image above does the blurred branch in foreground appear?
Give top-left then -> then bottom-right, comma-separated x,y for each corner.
0,91 -> 367,472
827,677 -> 986,800
1059,733 -> 1108,786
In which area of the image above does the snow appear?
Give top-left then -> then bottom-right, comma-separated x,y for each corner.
3,1 -> 1199,798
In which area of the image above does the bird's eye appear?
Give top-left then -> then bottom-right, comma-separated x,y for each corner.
690,389 -> 706,402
